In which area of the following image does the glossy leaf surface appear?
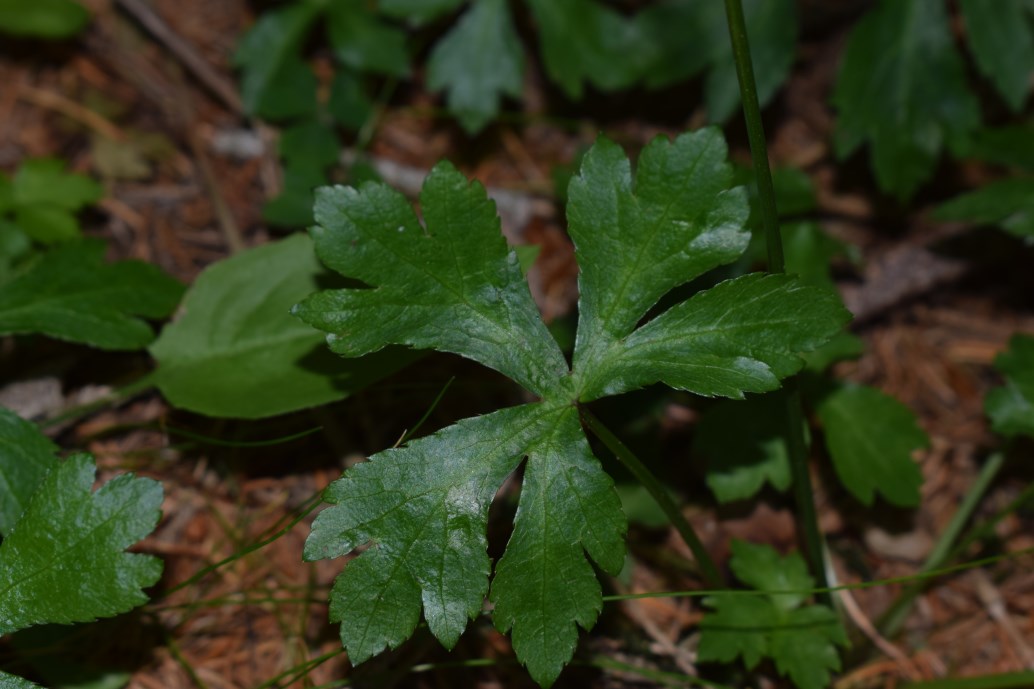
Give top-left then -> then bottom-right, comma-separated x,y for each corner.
297,130 -> 850,686
0,454 -> 162,635
0,408 -> 58,538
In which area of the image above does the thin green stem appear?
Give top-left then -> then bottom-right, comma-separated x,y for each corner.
723,0 -> 783,272
579,407 -> 724,589
878,450 -> 1006,637
723,0 -> 829,601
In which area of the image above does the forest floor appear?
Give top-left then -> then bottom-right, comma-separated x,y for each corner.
1,1 -> 1033,688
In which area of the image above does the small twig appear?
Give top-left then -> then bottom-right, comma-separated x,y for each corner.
17,84 -> 125,140
972,569 -> 1034,669
114,0 -> 244,116
837,586 -> 922,681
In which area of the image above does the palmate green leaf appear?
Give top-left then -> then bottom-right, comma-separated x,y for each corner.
0,408 -> 59,537
986,334 -> 1034,438
934,178 -> 1034,242
297,129 -> 850,686
0,0 -> 89,37
959,0 -> 1034,112
698,541 -> 846,689
0,239 -> 183,350
814,382 -> 926,507
293,162 -> 569,398
151,234 -> 414,419
832,0 -> 980,199
427,0 -> 523,134
0,453 -> 162,635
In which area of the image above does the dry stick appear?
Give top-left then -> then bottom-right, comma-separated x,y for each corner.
114,0 -> 245,116
17,84 -> 125,140
723,0 -> 830,604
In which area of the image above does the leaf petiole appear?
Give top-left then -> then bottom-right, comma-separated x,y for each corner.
579,405 -> 724,589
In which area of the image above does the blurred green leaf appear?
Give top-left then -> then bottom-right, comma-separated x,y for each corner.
378,0 -> 464,25
934,177 -> 1034,242
699,541 -> 846,689
832,0 -> 980,199
151,233 -> 414,418
326,0 -> 409,77
635,0 -> 796,122
0,0 -> 89,37
524,0 -> 644,97
957,126 -> 1034,171
696,395 -> 792,503
959,0 -> 1034,112
0,240 -> 183,350
427,0 -> 523,133
814,382 -> 927,507
234,2 -> 320,119
328,72 -> 375,130
986,334 -> 1034,438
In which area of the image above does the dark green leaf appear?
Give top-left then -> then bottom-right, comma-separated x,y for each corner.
934,177 -> 1034,242
959,0 -> 1034,112
151,234 -> 413,419
293,163 -> 568,398
566,130 -> 751,392
695,395 -> 792,503
326,0 -> 409,77
427,0 -> 523,133
832,0 -> 980,199
958,126 -> 1034,170
328,72 -> 375,131
783,222 -> 855,289
305,401 -> 624,682
0,240 -> 183,349
298,129 -> 850,686
279,120 -> 340,171
262,166 -> 327,228
0,0 -> 89,37
814,382 -> 926,506
524,0 -> 644,97
802,330 -> 864,374
698,541 -> 846,689
0,407 -> 59,537
634,0 -> 796,122
0,454 -> 162,635
378,0 -> 464,25
986,334 -> 1034,438
580,273 -> 850,401
234,2 -> 320,119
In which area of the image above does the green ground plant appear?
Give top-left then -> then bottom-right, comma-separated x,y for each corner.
2,1 -> 1034,688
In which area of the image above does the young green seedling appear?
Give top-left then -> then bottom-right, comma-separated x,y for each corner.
293,127 -> 850,686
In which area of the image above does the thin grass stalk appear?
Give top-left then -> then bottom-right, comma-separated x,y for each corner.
878,450 -> 1007,636
722,0 -> 830,602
